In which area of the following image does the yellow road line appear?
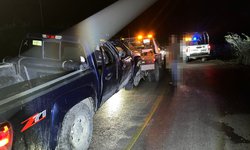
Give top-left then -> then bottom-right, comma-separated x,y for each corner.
125,94 -> 165,150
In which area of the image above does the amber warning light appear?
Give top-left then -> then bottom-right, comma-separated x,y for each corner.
147,34 -> 153,38
137,35 -> 143,40
137,33 -> 154,40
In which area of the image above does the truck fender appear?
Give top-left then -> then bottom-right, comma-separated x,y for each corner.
49,86 -> 97,149
55,98 -> 94,150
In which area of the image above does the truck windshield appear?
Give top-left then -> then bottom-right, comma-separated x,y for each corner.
129,39 -> 153,50
184,32 -> 209,46
61,42 -> 86,62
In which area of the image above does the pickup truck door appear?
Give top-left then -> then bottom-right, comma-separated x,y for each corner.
100,45 -> 119,102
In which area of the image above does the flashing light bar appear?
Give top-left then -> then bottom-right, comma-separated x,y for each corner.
185,37 -> 198,42
137,33 -> 154,40
185,37 -> 192,42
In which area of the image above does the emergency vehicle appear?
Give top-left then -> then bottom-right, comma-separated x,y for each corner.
181,32 -> 211,62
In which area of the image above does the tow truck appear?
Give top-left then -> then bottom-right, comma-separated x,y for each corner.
122,33 -> 164,85
181,32 -> 211,62
0,33 -> 133,150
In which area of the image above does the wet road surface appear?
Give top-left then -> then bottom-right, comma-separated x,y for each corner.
89,60 -> 250,150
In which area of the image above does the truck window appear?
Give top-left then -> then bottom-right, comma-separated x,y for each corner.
184,32 -> 209,46
44,42 -> 60,60
20,39 -> 43,58
61,42 -> 86,63
101,46 -> 115,66
141,50 -> 154,56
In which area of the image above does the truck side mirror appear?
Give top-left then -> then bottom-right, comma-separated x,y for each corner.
119,51 -> 126,58
94,50 -> 103,67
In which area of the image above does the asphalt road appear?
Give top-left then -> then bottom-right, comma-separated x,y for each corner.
89,60 -> 250,150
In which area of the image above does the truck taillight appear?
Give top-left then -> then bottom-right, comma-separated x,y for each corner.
0,123 -> 13,150
42,34 -> 62,39
208,45 -> 211,50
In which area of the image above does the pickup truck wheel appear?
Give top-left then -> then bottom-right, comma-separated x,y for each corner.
56,100 -> 94,150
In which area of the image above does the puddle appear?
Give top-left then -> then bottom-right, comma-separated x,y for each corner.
221,122 -> 250,144
207,119 -> 250,144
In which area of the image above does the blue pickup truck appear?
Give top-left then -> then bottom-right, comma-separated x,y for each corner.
0,33 -> 133,150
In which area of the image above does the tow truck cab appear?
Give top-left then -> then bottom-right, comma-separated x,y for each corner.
137,36 -> 159,71
121,34 -> 162,83
140,49 -> 155,70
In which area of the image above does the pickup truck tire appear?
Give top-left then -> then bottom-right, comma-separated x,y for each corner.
154,63 -> 160,82
185,56 -> 189,63
201,57 -> 206,62
147,71 -> 153,82
147,64 -> 160,82
125,79 -> 133,90
56,99 -> 94,150
133,69 -> 141,87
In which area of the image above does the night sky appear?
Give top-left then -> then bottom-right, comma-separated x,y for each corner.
0,0 -> 250,58
121,0 -> 250,43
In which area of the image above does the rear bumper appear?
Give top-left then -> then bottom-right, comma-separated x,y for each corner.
189,53 -> 210,59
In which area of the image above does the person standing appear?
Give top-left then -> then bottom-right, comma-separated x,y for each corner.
169,34 -> 180,86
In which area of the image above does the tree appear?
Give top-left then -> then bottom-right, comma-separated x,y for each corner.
225,33 -> 250,65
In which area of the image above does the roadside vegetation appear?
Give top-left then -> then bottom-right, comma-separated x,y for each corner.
225,33 -> 250,65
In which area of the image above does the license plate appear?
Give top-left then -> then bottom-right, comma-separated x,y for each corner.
140,64 -> 155,71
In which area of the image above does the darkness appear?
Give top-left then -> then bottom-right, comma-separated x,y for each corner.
0,0 -> 250,58
120,0 -> 250,44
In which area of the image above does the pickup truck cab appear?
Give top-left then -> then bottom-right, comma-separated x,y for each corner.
0,33 -> 133,150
